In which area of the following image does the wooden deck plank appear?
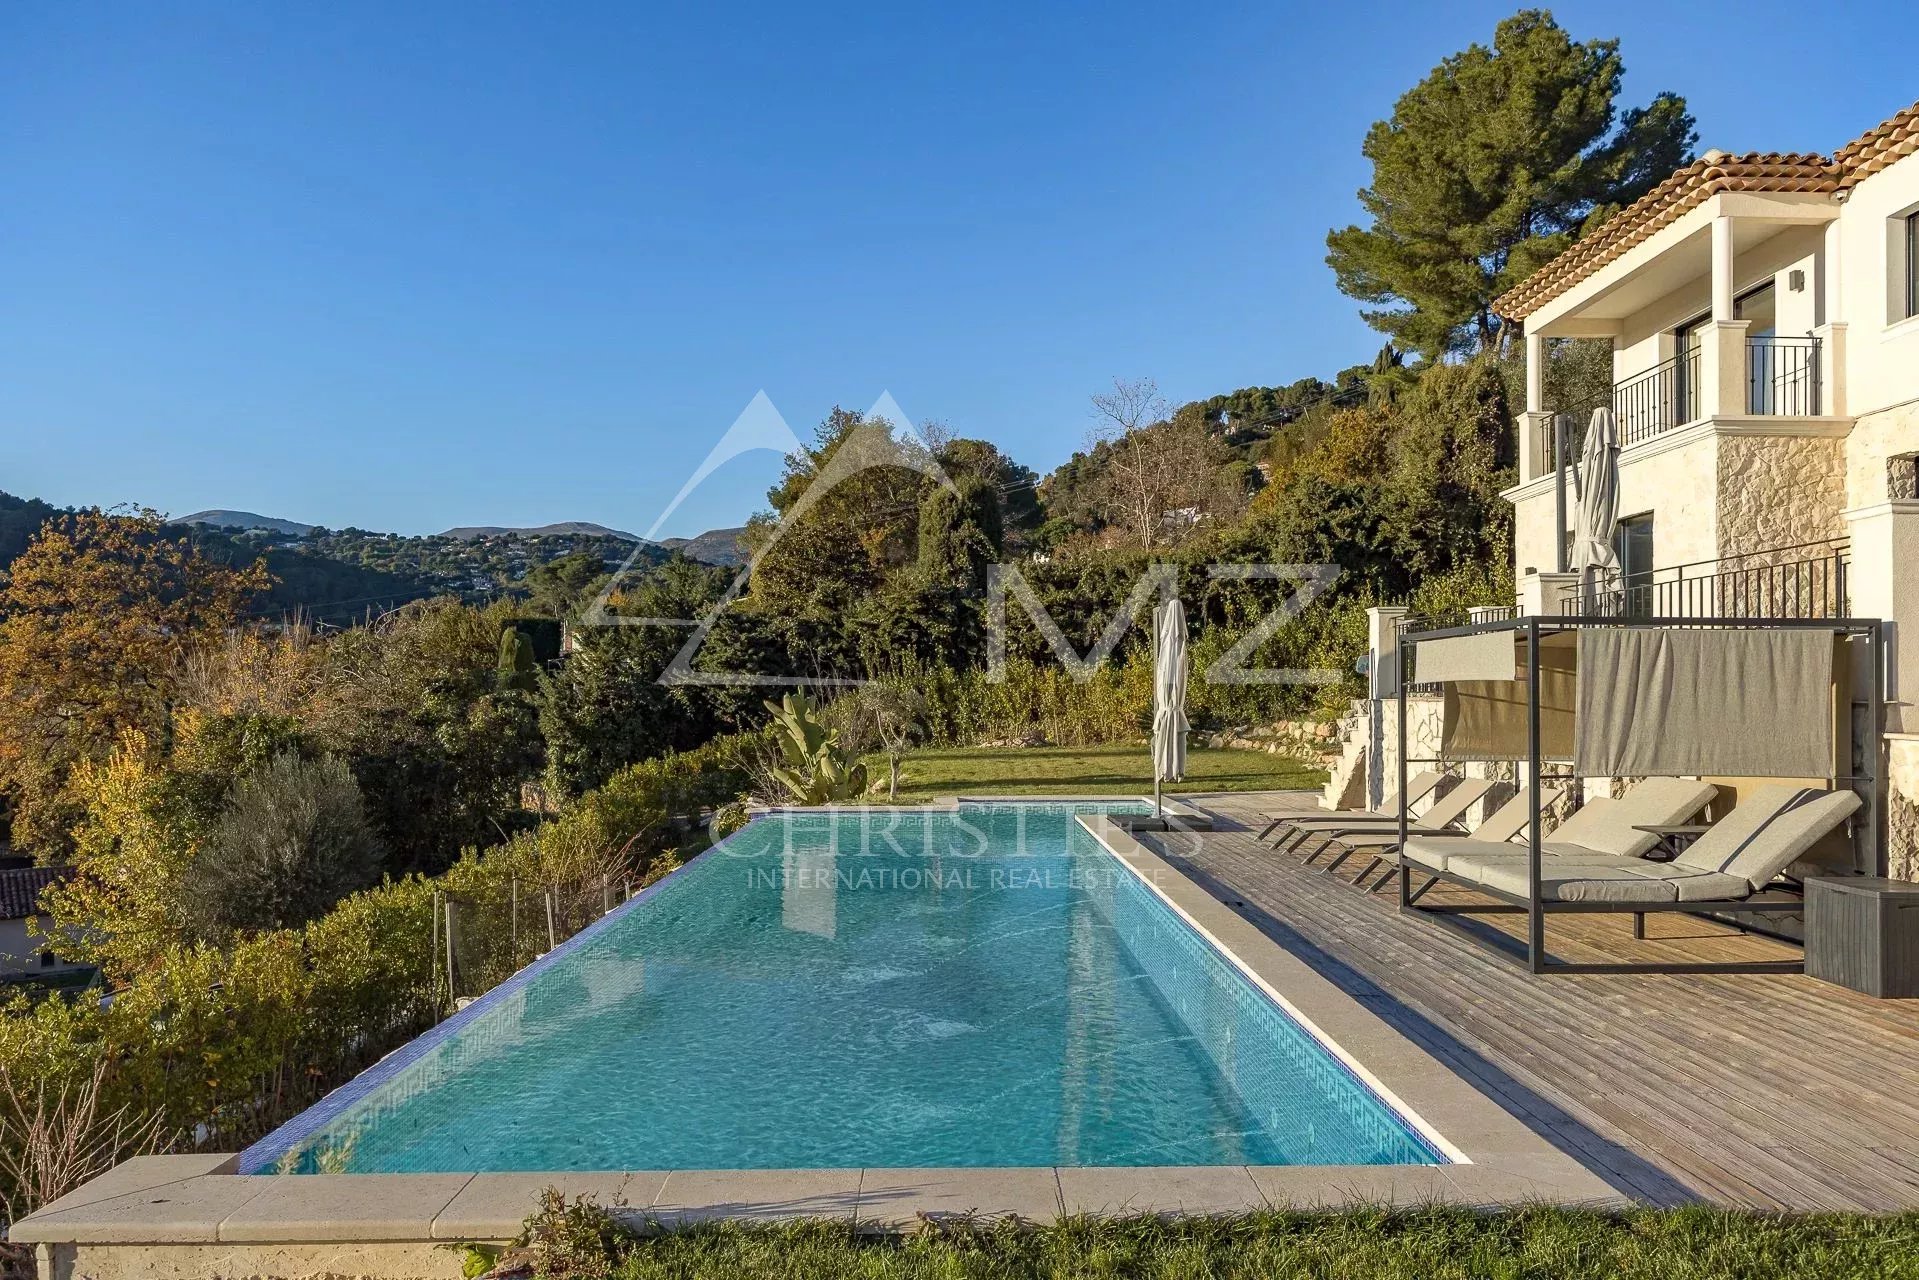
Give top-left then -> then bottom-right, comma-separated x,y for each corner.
1149,793 -> 1919,1211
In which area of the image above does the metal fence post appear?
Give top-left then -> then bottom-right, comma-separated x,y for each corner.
444,896 -> 459,1011
510,875 -> 519,960
545,888 -> 558,951
430,889 -> 442,1020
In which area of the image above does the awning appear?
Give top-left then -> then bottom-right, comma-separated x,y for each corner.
1574,628 -> 1835,778
1441,633 -> 1577,761
1415,631 -> 1517,684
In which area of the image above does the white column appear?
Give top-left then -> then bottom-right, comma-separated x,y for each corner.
1823,217 -> 1844,328
1366,606 -> 1410,699
1711,215 -> 1736,321
1814,321 -> 1847,416
1700,217 -> 1749,419
1518,328 -> 1549,481
1365,605 -> 1410,811
1524,329 -> 1545,414
1517,570 -> 1579,618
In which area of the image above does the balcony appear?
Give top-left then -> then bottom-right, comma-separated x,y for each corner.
1563,538 -> 1850,620
1546,334 -> 1826,462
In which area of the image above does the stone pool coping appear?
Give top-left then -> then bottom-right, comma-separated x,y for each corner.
13,799 -> 1621,1277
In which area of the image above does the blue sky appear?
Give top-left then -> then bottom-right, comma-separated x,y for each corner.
1,2 -> 1912,538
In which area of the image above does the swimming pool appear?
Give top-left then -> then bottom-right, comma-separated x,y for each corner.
244,802 -> 1443,1173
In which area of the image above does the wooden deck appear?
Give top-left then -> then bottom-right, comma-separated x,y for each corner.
1148,792 -> 1919,1211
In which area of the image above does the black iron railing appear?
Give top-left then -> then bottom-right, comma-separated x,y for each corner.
1613,347 -> 1701,446
1564,538 -> 1849,620
1749,335 -> 1821,415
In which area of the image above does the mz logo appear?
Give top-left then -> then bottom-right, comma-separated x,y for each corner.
986,562 -> 1342,685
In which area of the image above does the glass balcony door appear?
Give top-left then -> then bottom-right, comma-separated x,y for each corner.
1738,284 -> 1780,413
1672,318 -> 1706,425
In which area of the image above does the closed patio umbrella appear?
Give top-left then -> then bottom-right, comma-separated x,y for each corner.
1572,406 -> 1621,612
1151,597 -> 1190,818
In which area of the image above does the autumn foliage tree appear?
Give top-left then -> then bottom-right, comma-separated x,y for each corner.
0,509 -> 269,853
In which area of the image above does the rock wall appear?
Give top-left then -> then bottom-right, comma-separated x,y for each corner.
1891,737 -> 1919,883
1198,719 -> 1340,763
1846,400 -> 1919,509
1715,433 -> 1846,558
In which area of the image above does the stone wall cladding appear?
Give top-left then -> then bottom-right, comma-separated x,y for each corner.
1716,434 -> 1846,557
1846,401 -> 1919,508
1890,738 -> 1919,883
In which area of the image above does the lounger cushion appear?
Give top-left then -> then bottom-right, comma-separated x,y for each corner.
1465,857 -> 1751,904
1673,786 -> 1862,890
1406,840 -> 1611,874
1402,837 -> 1515,873
1473,860 -> 1679,902
1545,780 -> 1718,858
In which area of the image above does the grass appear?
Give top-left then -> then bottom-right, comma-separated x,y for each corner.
516,1204 -> 1919,1280
865,744 -> 1325,805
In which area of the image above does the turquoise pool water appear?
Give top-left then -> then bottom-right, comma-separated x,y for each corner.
244,803 -> 1441,1172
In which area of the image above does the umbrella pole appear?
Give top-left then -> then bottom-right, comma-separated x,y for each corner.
1154,773 -> 1163,819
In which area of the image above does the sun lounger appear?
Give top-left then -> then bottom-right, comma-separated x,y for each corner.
1255,770 -> 1442,843
1337,785 -> 1564,891
1302,777 -> 1495,869
1416,783 -> 1859,906
1401,778 -> 1718,878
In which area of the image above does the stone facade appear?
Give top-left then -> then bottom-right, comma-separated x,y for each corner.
1715,433 -> 1847,557
1847,399 -> 1919,508
1891,738 -> 1919,883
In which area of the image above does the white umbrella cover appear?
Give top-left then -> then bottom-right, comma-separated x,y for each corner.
1151,597 -> 1190,814
1572,406 -> 1621,607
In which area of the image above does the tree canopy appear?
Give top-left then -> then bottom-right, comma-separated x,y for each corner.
1325,9 -> 1695,358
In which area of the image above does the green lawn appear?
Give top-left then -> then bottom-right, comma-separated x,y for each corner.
505,1205 -> 1919,1280
864,743 -> 1324,804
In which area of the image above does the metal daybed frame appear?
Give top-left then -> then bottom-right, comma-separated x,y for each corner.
1393,614 -> 1886,976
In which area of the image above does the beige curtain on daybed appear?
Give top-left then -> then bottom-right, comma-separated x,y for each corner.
1573,628 -> 1834,778
1438,633 -> 1577,762
1413,631 -> 1515,683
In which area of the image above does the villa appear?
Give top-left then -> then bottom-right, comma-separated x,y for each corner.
1497,96 -> 1919,879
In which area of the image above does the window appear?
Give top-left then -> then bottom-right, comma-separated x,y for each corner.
1673,317 -> 1707,426
1907,212 -> 1919,321
1615,514 -> 1655,618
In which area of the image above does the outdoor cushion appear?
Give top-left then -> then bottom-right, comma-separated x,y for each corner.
1405,841 -> 1584,877
1545,780 -> 1718,858
1402,836 -> 1515,874
1672,786 -> 1863,890
1473,859 -> 1681,903
1274,771 -> 1443,829
1301,778 -> 1495,840
1465,857 -> 1750,904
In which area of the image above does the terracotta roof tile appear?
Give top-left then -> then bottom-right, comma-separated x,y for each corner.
1833,100 -> 1919,189
1495,99 -> 1919,322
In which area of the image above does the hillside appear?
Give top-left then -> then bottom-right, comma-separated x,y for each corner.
0,490 -> 691,625
658,526 -> 747,567
440,521 -> 641,541
176,509 -> 318,537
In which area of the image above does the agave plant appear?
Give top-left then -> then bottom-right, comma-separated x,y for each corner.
763,692 -> 868,805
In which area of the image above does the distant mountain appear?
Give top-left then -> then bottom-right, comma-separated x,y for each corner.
177,509 -> 317,536
440,521 -> 642,542
660,526 -> 748,567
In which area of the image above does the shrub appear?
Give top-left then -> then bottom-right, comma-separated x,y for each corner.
181,753 -> 384,939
